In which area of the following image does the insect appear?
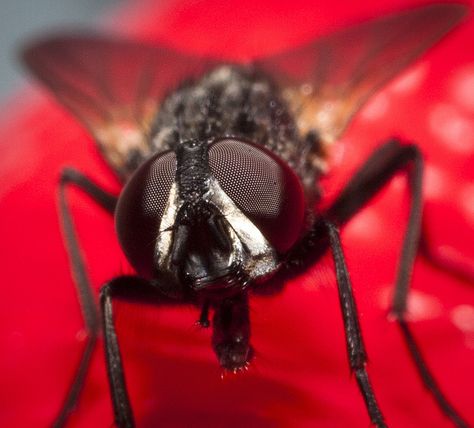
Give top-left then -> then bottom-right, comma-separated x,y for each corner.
22,3 -> 470,427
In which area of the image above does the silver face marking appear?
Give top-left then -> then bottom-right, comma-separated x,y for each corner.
206,177 -> 279,280
154,175 -> 279,287
154,181 -> 181,271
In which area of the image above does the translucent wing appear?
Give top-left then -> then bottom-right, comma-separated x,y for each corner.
256,3 -> 468,145
23,35 -> 219,179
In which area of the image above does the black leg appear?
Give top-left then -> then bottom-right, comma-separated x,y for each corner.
101,278 -> 136,428
286,140 -> 419,269
53,168 -> 118,428
340,143 -> 468,428
100,276 -> 180,428
61,167 -> 118,215
397,320 -> 468,428
286,139 -> 468,427
325,220 -> 386,428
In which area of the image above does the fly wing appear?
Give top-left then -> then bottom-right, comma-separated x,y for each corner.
255,3 -> 468,145
23,35 -> 219,180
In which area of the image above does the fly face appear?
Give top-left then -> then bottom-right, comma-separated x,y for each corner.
109,63 -> 309,297
115,135 -> 306,297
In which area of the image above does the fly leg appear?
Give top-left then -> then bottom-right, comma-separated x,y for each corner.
286,139 -> 468,427
54,167 -> 118,428
325,220 -> 386,427
100,276 -> 179,428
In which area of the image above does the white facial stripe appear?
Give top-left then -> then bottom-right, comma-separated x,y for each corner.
155,182 -> 181,270
207,177 -> 279,280
154,176 -> 280,283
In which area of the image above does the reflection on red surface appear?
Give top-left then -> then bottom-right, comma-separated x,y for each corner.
0,0 -> 473,427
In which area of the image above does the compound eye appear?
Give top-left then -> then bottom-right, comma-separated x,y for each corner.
115,150 -> 177,278
209,139 -> 306,253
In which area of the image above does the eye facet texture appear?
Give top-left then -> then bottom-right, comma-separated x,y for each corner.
209,139 -> 306,252
115,150 -> 177,277
115,138 -> 306,279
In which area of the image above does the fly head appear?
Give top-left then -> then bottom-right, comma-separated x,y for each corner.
115,137 -> 307,297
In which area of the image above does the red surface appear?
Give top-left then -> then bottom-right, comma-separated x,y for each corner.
1,1 -> 473,427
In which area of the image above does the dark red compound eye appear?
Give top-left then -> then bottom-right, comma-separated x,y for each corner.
209,138 -> 306,253
115,139 -> 306,279
115,150 -> 177,278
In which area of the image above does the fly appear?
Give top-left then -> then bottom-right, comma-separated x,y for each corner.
22,3 -> 470,428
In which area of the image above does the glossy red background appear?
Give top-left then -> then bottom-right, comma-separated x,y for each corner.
0,0 -> 473,427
